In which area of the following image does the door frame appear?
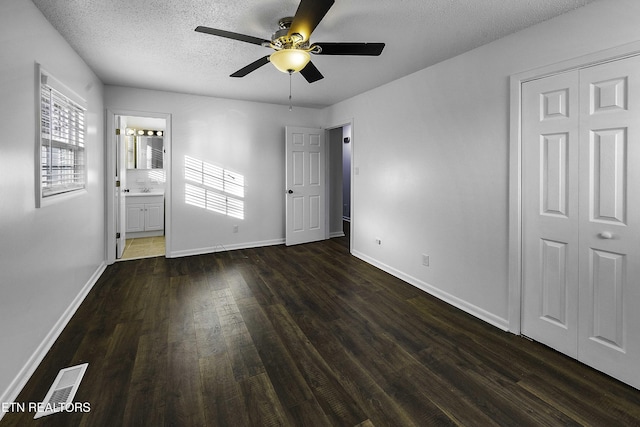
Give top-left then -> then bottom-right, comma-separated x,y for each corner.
105,109 -> 172,264
325,118 -> 354,252
508,41 -> 640,334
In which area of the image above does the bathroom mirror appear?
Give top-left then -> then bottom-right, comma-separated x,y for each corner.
126,135 -> 164,169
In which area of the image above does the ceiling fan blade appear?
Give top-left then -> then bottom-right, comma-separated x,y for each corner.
230,56 -> 271,78
288,0 -> 335,41
314,42 -> 385,56
300,61 -> 324,83
195,26 -> 270,46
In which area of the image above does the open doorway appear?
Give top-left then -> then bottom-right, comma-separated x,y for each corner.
106,110 -> 171,264
342,124 -> 352,242
118,115 -> 166,260
327,123 -> 352,249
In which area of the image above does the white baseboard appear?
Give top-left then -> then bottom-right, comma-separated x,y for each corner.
168,238 -> 285,258
351,250 -> 509,331
329,231 -> 345,238
0,261 -> 108,421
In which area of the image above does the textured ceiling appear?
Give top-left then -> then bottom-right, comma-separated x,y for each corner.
31,0 -> 597,108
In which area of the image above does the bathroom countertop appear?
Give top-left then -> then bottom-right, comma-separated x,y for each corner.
126,191 -> 165,197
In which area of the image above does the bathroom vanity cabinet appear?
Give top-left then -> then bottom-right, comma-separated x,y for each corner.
125,193 -> 164,237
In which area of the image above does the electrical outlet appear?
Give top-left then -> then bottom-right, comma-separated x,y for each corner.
422,254 -> 430,267
233,225 -> 239,233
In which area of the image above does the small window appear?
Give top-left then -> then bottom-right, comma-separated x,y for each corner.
36,64 -> 87,207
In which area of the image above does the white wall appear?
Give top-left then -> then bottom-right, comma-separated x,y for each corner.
105,86 -> 325,256
0,0 -> 105,406
324,0 -> 640,329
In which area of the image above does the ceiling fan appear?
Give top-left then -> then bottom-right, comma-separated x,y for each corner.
195,0 -> 385,83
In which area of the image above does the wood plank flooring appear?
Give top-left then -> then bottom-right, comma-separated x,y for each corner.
4,234 -> 640,426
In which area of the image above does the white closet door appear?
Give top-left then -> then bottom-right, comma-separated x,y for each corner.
523,55 -> 640,390
522,71 -> 580,358
577,55 -> 640,388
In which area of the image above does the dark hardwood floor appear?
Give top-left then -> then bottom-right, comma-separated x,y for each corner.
4,232 -> 640,426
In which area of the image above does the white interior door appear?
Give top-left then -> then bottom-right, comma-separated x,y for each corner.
577,55 -> 640,388
522,70 -> 580,358
285,126 -> 325,246
115,116 -> 127,258
522,55 -> 640,389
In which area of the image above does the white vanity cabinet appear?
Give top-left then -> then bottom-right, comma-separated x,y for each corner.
125,194 -> 164,237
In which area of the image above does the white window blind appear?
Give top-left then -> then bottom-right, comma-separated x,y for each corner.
38,71 -> 86,201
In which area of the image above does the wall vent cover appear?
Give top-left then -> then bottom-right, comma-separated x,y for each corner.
34,363 -> 88,419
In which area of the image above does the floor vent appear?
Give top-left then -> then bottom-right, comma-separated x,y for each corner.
34,363 -> 88,419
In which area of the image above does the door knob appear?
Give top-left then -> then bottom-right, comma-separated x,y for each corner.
599,231 -> 613,239
287,189 -> 293,194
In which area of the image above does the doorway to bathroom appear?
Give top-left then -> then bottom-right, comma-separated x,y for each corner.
106,110 -> 171,263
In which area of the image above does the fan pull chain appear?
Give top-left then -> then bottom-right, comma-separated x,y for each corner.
289,71 -> 293,111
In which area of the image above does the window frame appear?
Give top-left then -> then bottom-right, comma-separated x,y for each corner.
35,64 -> 88,208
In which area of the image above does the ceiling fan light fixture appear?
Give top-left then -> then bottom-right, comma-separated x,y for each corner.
195,0 -> 384,83
270,49 -> 311,73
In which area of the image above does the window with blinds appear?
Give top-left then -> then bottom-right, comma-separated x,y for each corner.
37,67 -> 87,204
